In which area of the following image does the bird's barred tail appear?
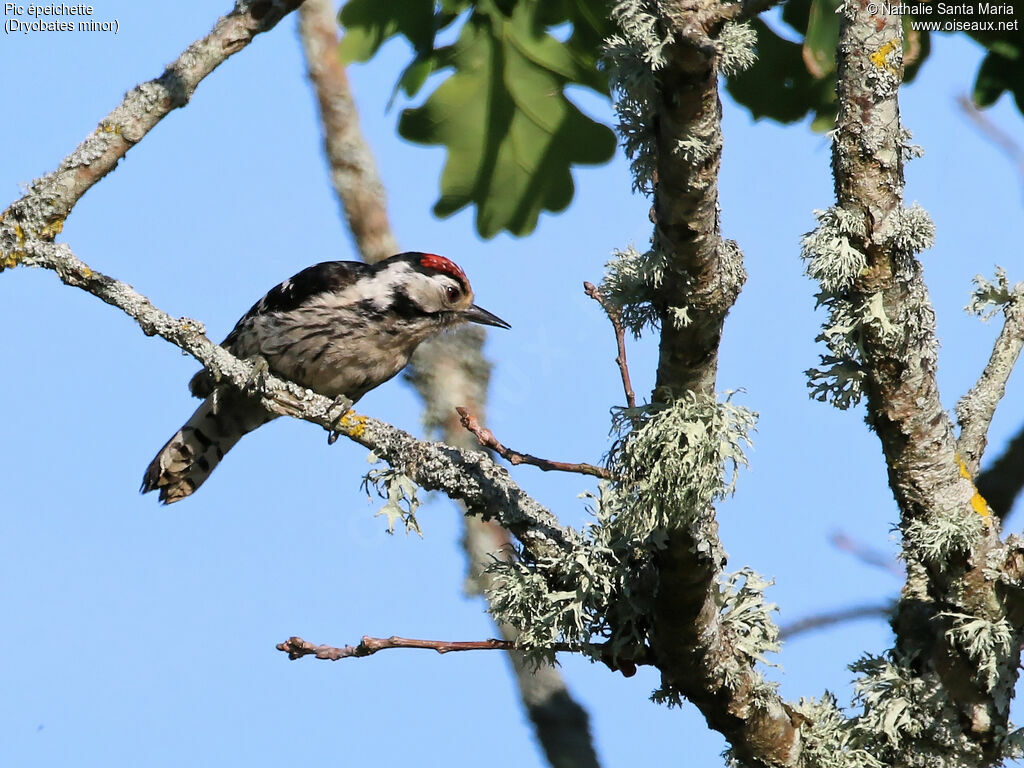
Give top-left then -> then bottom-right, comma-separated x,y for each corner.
141,394 -> 272,504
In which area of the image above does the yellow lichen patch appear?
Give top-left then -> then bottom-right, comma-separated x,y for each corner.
869,39 -> 900,72
2,225 -> 26,269
337,410 -> 367,438
1,250 -> 24,269
970,492 -> 991,521
99,121 -> 122,135
39,217 -> 65,239
957,455 -> 991,522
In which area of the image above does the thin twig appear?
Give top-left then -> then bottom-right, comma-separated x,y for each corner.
956,291 -> 1024,476
456,407 -> 612,480
830,531 -> 903,578
278,634 -> 516,660
583,282 -> 636,410
957,95 -> 1024,195
779,602 -> 894,641
1,0 -> 304,236
277,635 -> 651,676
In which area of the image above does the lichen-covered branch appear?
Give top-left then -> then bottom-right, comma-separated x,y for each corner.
296,0 -> 397,263
957,271 -> 1024,477
826,5 -> 986,542
603,3 -> 799,765
10,239 -> 574,565
800,3 -> 1024,763
0,0 -> 304,247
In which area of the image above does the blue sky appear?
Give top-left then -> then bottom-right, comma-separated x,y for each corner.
2,2 -> 1023,766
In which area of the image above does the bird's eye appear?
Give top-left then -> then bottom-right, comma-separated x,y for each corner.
446,285 -> 461,302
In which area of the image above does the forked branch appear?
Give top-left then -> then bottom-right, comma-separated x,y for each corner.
1,0 -> 304,240
957,289 -> 1024,476
456,407 -> 612,480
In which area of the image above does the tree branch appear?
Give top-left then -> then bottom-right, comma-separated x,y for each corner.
956,290 -> 1024,476
778,602 -> 894,641
584,281 -> 636,410
1,0 -> 305,244
408,333 -> 605,767
824,3 -> 1022,762
456,407 -> 612,480
830,530 -> 903,578
277,634 -> 652,673
295,6 -> 603,765
9,240 -> 575,565
277,634 -> 517,660
830,4 -> 985,546
606,3 -> 796,764
297,0 -> 397,263
957,94 -> 1024,194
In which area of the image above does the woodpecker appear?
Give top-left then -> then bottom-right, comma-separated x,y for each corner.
141,252 -> 510,504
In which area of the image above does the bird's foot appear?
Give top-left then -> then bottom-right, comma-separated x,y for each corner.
244,355 -> 270,396
327,395 -> 354,445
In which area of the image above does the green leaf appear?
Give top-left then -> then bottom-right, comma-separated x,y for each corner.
903,19 -> 930,84
781,0 -> 813,35
394,54 -> 438,99
973,51 -> 1024,110
802,0 -> 840,79
338,0 -> 436,63
398,5 -> 614,237
730,4 -> 932,129
726,19 -> 836,126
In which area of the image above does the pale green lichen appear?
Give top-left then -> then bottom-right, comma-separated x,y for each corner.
718,21 -> 757,76
599,245 -> 666,336
792,694 -> 884,768
485,392 -> 757,671
966,267 -> 1023,319
604,0 -> 673,193
674,135 -> 715,164
362,463 -> 423,536
484,489 -> 652,665
718,568 -> 781,674
608,391 -> 757,534
668,305 -> 692,328
887,203 -> 935,258
802,207 -> 868,293
802,208 -> 869,407
942,612 -> 1015,693
900,127 -> 925,162
902,504 -> 984,564
848,654 -> 988,767
802,201 -> 938,409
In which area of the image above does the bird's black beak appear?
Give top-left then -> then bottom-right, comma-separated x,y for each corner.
462,304 -> 511,329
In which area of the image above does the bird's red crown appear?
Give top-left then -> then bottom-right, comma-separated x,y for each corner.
419,253 -> 469,288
